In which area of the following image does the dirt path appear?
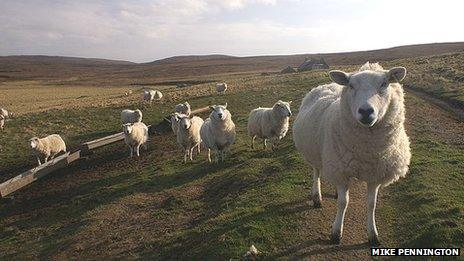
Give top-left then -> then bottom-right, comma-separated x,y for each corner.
274,91 -> 464,260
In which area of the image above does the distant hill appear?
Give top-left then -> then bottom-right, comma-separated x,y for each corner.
1,42 -> 463,84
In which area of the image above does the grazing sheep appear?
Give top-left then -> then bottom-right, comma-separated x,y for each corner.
142,90 -> 162,102
121,109 -> 143,124
29,134 -> 67,165
175,114 -> 204,163
216,83 -> 228,94
200,103 -> 236,163
293,62 -> 410,246
0,108 -> 8,130
0,115 -> 4,130
122,122 -> 149,157
175,102 -> 191,116
247,100 -> 292,150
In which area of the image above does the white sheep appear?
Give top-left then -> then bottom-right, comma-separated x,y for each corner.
142,90 -> 163,102
293,62 -> 410,246
125,90 -> 133,96
122,122 -> 149,157
29,134 -> 67,165
0,115 -> 4,130
175,114 -> 204,163
216,83 -> 228,94
0,108 -> 9,118
0,108 -> 8,130
247,100 -> 292,150
121,109 -> 143,124
200,103 -> 236,163
175,102 -> 191,116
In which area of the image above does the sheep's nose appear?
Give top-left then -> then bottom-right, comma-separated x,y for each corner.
288,112 -> 292,117
358,107 -> 374,117
217,113 -> 223,118
358,107 -> 375,124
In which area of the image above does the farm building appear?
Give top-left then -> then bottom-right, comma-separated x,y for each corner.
297,57 -> 329,71
280,66 -> 297,74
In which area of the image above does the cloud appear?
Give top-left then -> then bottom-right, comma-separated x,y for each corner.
0,0 -> 462,62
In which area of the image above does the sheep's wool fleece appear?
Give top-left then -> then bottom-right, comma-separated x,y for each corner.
125,122 -> 148,146
247,107 -> 289,139
293,67 -> 410,187
177,116 -> 204,149
34,134 -> 66,156
201,112 -> 236,151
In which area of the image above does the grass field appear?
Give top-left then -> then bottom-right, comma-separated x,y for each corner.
0,53 -> 463,259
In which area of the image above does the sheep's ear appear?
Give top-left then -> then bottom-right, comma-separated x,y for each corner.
388,67 -> 407,83
288,101 -> 292,104
185,102 -> 190,106
329,70 -> 350,86
224,102 -> 228,108
209,105 -> 215,110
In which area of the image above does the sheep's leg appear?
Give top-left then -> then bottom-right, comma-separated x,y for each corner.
44,155 -> 49,163
251,136 -> 256,149
263,139 -> 267,150
312,168 -> 322,208
189,147 -> 195,161
36,156 -> 42,165
130,146 -> 134,157
183,149 -> 188,163
331,184 -> 349,244
207,149 -> 212,163
367,183 -> 381,246
197,143 -> 201,154
136,145 -> 141,156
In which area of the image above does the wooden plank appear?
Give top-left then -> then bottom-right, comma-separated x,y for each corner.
0,152 -> 71,197
81,132 -> 124,151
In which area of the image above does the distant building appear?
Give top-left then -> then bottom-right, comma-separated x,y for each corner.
281,66 -> 297,74
298,57 -> 329,72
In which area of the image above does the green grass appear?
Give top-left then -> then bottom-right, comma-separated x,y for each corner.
0,68 -> 463,259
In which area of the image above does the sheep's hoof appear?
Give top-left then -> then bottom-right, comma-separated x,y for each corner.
369,236 -> 381,247
330,233 -> 341,244
313,199 -> 322,208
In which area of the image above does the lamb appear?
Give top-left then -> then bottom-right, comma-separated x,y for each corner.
142,90 -> 163,102
29,134 -> 67,165
247,100 -> 292,150
175,114 -> 204,163
293,62 -> 411,246
216,83 -> 228,94
200,103 -> 236,163
122,122 -> 149,157
121,109 -> 143,124
175,102 -> 191,116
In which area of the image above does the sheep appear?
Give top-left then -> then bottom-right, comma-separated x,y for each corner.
175,114 -> 204,163
0,115 -> 4,130
121,109 -> 143,124
200,103 -> 236,163
0,108 -> 8,130
125,90 -> 133,96
122,122 -> 149,157
247,100 -> 292,150
142,90 -> 163,102
175,102 -> 191,116
29,134 -> 67,165
292,62 -> 411,246
216,83 -> 228,94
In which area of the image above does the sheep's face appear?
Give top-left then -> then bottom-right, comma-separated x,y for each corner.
330,67 -> 406,127
122,123 -> 133,134
179,116 -> 192,130
210,104 -> 229,121
273,100 -> 292,118
29,138 -> 39,149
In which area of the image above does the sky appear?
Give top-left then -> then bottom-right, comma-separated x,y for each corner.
0,0 -> 463,62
